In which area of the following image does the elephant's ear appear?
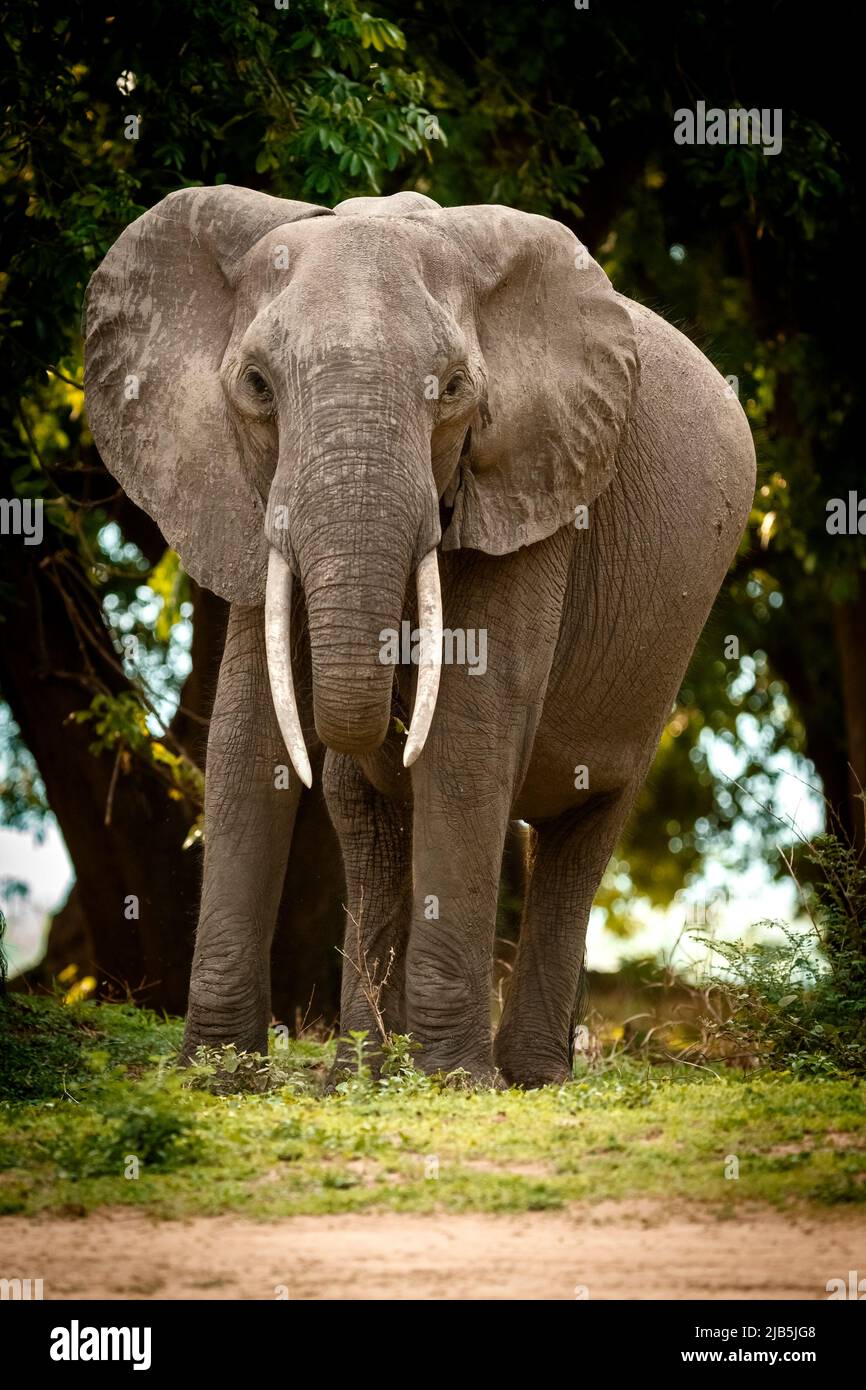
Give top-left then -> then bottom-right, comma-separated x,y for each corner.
430,206 -> 638,555
84,185 -> 330,603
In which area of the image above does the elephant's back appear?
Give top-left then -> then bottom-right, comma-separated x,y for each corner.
620,295 -> 756,534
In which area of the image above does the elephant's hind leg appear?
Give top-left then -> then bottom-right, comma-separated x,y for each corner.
323,751 -> 412,1071
494,791 -> 630,1088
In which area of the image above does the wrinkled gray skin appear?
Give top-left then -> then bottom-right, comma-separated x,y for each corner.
85,187 -> 755,1086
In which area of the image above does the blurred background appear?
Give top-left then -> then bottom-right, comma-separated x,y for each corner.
0,2 -> 861,1035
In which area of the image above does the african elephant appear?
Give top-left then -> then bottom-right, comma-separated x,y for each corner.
84,186 -> 755,1087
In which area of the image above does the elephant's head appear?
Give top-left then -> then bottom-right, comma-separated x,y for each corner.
85,186 -> 637,783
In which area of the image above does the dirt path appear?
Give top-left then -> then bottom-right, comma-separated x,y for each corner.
3,1202 -> 863,1299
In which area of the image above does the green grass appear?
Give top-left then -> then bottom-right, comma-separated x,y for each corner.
1,994 -> 864,1219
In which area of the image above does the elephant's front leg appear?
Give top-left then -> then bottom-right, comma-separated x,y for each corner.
406,756 -> 514,1082
401,543 -> 565,1083
181,605 -> 301,1060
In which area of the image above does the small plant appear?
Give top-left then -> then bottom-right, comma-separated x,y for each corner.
378,1033 -> 432,1092
699,830 -> 866,1075
336,895 -> 396,1043
332,1029 -> 377,1095
184,1034 -> 334,1094
330,1030 -> 435,1097
185,1045 -> 282,1095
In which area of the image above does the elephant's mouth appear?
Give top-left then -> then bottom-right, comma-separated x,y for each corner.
264,546 -> 443,785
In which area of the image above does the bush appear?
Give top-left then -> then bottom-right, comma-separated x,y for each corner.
0,994 -> 183,1101
46,1068 -> 202,1178
700,832 -> 866,1074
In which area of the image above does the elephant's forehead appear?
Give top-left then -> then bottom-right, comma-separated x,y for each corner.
235,215 -> 461,303
232,218 -> 465,359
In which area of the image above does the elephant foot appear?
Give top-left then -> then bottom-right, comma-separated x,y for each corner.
494,1036 -> 573,1089
179,1013 -> 269,1068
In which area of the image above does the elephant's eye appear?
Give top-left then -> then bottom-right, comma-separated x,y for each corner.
442,371 -> 467,400
243,367 -> 273,405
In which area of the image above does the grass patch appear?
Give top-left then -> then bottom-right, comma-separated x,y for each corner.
0,993 -> 183,1102
0,994 -> 864,1218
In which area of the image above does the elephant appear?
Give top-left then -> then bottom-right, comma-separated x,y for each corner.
84,185 -> 755,1087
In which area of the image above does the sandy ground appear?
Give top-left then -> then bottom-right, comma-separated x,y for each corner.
2,1202 -> 863,1299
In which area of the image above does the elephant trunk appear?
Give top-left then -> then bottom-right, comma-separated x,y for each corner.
265,431 -> 441,775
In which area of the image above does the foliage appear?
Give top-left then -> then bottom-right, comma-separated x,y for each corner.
186,1030 -> 428,1098
0,993 -> 183,1102
0,0 -> 436,832
45,1067 -> 202,1179
699,832 -> 866,1074
71,691 -> 204,809
329,1029 -> 432,1097
0,996 -> 864,1217
0,707 -> 49,834
185,1041 -> 325,1096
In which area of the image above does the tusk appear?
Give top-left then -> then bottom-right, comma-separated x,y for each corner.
265,548 -> 312,788
403,548 -> 443,768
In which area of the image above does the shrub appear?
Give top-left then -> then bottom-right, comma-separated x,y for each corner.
700,831 -> 866,1074
47,1068 -> 202,1177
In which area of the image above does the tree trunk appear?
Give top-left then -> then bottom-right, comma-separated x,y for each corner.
833,577 -> 866,852
0,549 -> 200,1012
